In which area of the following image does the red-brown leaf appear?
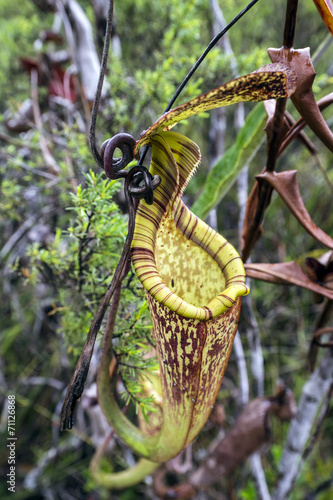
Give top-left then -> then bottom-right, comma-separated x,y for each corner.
245,261 -> 333,300
256,170 -> 333,249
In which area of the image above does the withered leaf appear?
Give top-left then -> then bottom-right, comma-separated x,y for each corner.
245,261 -> 333,300
153,388 -> 296,498
256,170 -> 333,249
268,47 -> 333,152
241,176 -> 265,261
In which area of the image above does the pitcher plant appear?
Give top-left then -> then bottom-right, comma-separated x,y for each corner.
88,62 -> 297,485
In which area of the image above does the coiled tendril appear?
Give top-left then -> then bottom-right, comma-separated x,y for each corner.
100,133 -> 160,205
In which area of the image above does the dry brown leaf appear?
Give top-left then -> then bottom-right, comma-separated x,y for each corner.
268,47 -> 333,152
256,170 -> 333,249
153,387 -> 296,498
245,261 -> 333,300
241,175 -> 265,261
189,387 -> 296,489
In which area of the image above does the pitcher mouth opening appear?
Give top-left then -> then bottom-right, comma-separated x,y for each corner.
132,199 -> 249,321
131,131 -> 249,320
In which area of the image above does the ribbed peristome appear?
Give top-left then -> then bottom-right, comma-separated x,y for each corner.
132,131 -> 249,319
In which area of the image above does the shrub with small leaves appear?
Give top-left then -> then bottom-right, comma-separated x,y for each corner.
24,170 -> 158,414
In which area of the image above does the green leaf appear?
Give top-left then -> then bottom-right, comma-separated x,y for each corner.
0,323 -> 22,355
191,103 -> 266,220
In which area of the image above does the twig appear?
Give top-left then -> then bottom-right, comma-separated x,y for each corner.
251,453 -> 272,500
77,215 -> 93,292
89,0 -> 114,167
303,475 -> 333,500
24,435 -> 81,491
279,93 -> 333,155
3,153 -> 58,180
300,382 -> 332,466
0,131 -> 39,149
312,32 -> 333,66
308,299 -> 333,371
59,243 -> 130,430
233,331 -> 249,405
20,377 -> 64,390
56,0 -> 102,123
90,429 -> 115,480
314,153 -> 333,195
241,0 -> 299,262
0,205 -> 54,263
244,295 -> 265,397
59,176 -> 136,430
168,445 -> 193,475
30,69 -> 61,175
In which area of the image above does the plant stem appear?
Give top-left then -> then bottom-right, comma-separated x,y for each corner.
283,0 -> 299,48
241,0 -> 299,261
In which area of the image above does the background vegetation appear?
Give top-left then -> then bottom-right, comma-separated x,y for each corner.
0,0 -> 332,498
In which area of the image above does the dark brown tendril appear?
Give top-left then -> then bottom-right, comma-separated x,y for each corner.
127,165 -> 161,205
100,133 -> 136,179
89,0 -> 114,168
88,0 -> 162,201
139,0 -> 261,166
163,0 -> 261,114
100,133 -> 160,204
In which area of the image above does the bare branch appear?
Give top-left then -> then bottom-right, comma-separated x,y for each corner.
56,0 -> 108,102
243,294 -> 265,397
251,453 -> 272,500
273,349 -> 333,500
31,69 -> 60,174
233,331 -> 250,405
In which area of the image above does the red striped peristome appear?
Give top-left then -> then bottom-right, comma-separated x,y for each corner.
131,130 -> 249,321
